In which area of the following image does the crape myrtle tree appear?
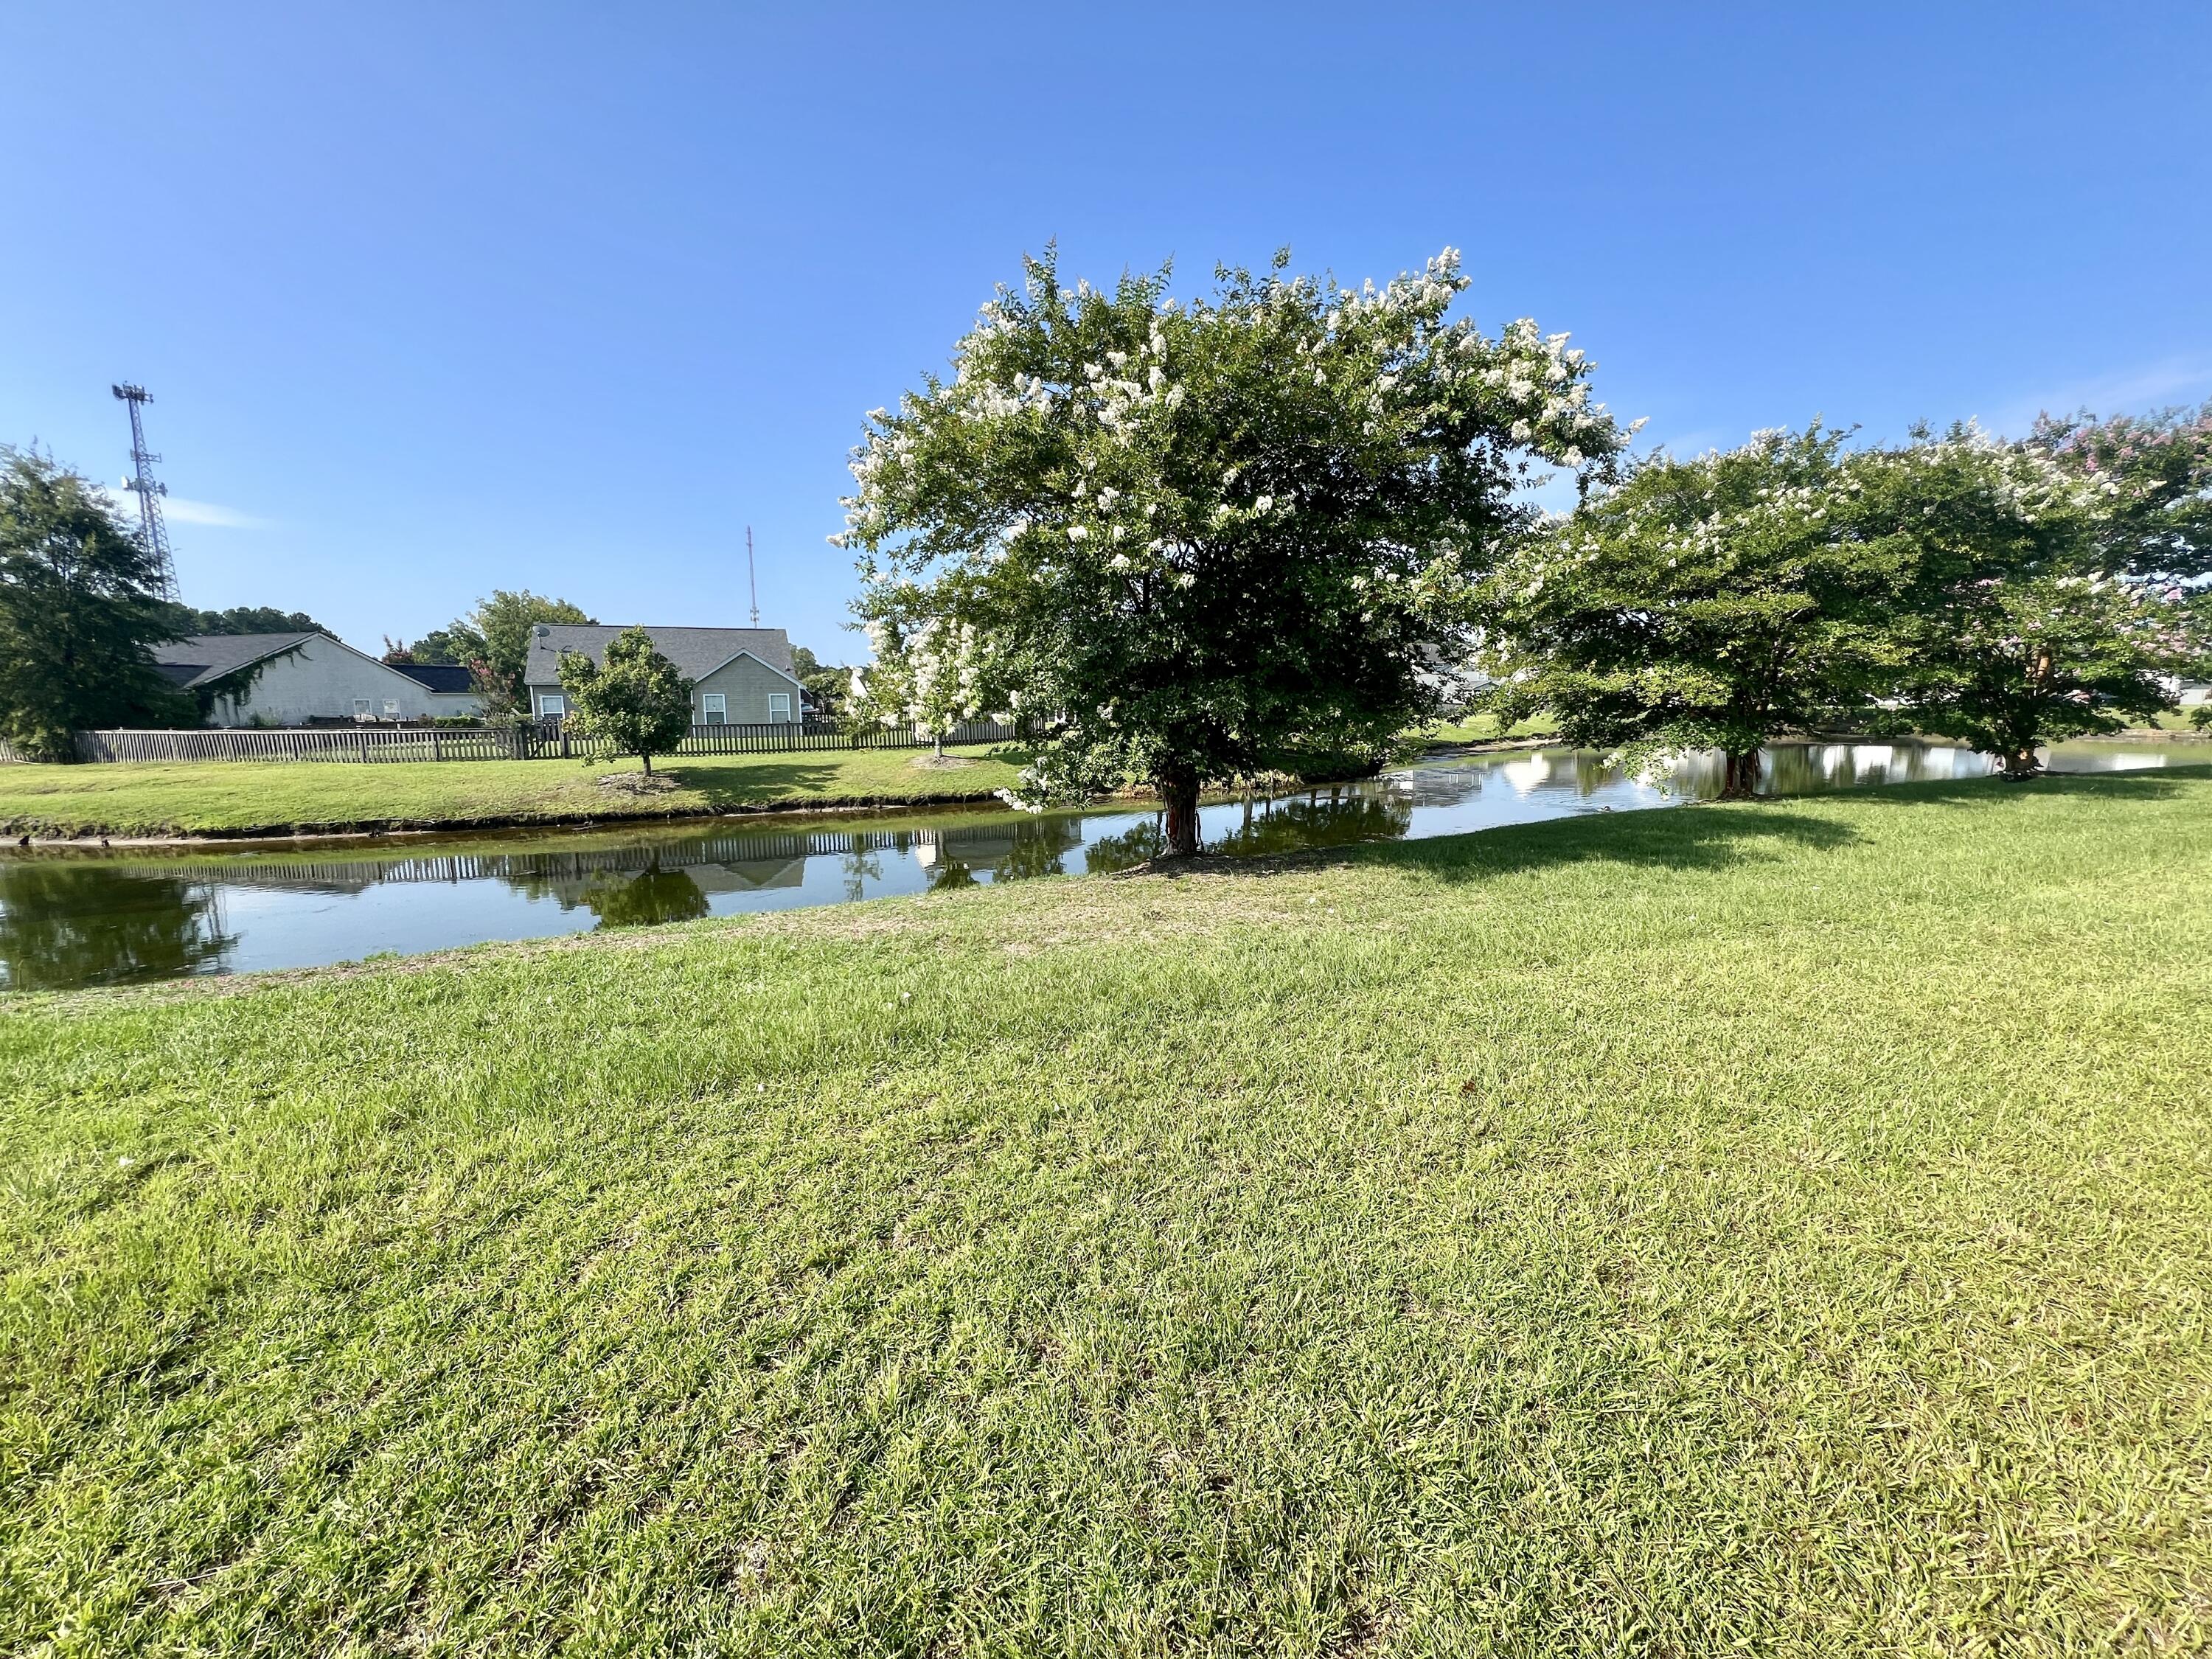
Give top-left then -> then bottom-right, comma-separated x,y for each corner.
557,626 -> 693,773
2029,401 -> 2212,580
837,246 -> 1631,857
1477,426 -> 1911,797
1865,423 -> 2204,776
848,614 -> 991,757
0,448 -> 192,758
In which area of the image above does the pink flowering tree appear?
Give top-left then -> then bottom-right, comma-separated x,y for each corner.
837,246 -> 1630,857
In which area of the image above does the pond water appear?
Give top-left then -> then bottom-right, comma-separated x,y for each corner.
0,740 -> 2190,992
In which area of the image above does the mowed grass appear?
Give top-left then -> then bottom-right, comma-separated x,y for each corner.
1422,712 -> 1559,746
3,772 -> 2211,1654
0,745 -> 1027,838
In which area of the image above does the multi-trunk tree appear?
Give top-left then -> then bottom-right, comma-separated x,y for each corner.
838,246 -> 1632,856
1854,423 -> 2200,775
1477,425 -> 1910,796
1484,415 -> 2209,785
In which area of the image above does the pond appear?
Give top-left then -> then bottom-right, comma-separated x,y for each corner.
0,740 -> 2189,992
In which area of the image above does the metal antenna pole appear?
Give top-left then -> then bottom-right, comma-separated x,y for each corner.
746,525 -> 759,627
111,383 -> 179,601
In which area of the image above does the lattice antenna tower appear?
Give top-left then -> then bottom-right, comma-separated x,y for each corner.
745,524 -> 760,627
111,383 -> 179,601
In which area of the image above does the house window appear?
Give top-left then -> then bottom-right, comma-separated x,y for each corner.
382,699 -> 400,717
352,698 -> 372,721
768,692 -> 791,723
700,692 -> 727,726
540,694 -> 566,718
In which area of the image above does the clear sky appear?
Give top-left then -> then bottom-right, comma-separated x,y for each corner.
3,2 -> 2205,664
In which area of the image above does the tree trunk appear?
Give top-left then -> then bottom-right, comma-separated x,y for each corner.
934,732 -> 944,758
640,751 -> 653,775
1158,766 -> 1201,859
2001,744 -> 2041,779
1719,748 -> 1761,800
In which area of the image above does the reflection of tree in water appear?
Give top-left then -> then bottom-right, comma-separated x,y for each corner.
578,862 -> 711,928
928,860 -> 978,891
1083,820 -> 1167,874
841,849 -> 883,902
988,818 -> 1080,882
1209,793 -> 1414,858
0,861 -> 235,990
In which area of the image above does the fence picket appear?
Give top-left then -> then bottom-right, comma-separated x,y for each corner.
11,718 -> 1028,766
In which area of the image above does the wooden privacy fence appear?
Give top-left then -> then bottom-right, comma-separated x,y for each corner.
29,718 -> 1027,766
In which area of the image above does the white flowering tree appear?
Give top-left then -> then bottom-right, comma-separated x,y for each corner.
837,246 -> 1630,856
1476,426 -> 1908,796
1484,419 -> 2206,787
846,615 -> 993,757
1861,424 -> 2203,776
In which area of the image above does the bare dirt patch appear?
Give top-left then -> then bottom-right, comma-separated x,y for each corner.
596,771 -> 683,796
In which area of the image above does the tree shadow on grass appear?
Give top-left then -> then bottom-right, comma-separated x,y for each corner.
1181,766 -> 2203,887
657,757 -> 999,807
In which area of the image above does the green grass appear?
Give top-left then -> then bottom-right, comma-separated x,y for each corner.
0,744 -> 1027,838
1422,712 -> 1559,745
4,771 -> 2211,1654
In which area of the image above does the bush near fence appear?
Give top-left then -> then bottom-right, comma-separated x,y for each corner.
0,719 -> 1026,766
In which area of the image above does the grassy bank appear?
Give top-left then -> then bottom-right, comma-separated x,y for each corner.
4,771 -> 2211,1653
0,744 -> 1027,838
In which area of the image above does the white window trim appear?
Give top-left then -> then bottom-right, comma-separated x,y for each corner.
767,692 -> 791,723
540,693 -> 567,717
700,692 -> 727,726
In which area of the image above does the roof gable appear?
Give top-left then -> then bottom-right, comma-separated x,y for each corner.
525,625 -> 797,687
150,632 -> 322,690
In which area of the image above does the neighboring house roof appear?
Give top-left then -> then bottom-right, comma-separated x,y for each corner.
525,625 -> 799,688
151,632 -> 322,691
389,662 -> 476,693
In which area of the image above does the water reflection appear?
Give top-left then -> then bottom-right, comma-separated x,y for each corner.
580,861 -> 712,928
0,740 -> 2193,990
0,860 -> 235,990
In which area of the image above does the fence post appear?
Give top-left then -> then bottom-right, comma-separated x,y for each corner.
432,731 -> 442,762
560,722 -> 570,759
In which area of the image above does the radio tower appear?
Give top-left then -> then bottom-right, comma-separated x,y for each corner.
745,525 -> 760,627
111,383 -> 180,601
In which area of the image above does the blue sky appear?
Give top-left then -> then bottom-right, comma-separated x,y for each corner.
3,2 -> 2205,663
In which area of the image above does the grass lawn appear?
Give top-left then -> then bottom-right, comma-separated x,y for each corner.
1422,712 -> 1559,746
0,745 -> 1027,838
4,770 -> 2211,1652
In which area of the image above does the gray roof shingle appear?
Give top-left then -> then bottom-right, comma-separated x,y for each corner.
151,633 -> 323,690
524,625 -> 796,687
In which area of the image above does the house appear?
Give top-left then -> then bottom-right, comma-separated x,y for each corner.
153,633 -> 487,726
523,625 -> 805,726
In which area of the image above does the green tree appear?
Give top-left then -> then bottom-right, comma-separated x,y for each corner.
841,246 -> 1629,855
2028,401 -> 2212,580
166,604 -> 327,636
0,448 -> 194,757
557,625 -> 692,773
1863,425 -> 2200,776
399,591 -> 594,708
789,644 -> 850,720
1478,426 -> 1910,796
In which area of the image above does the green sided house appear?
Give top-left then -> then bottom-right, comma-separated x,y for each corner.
523,625 -> 806,726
